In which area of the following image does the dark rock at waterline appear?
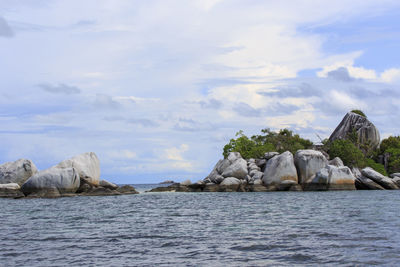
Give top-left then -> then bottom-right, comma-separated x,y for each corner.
361,167 -> 399,190
0,187 -> 25,198
355,176 -> 385,190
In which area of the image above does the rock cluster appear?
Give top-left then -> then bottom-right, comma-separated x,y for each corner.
151,148 -> 400,193
0,152 -> 138,199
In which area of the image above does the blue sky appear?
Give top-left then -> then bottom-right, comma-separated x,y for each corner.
1,0 -> 400,183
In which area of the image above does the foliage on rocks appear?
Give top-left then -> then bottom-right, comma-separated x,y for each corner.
223,129 -> 313,159
379,136 -> 400,174
351,109 -> 367,117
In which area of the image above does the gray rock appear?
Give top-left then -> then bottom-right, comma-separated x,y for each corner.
0,187 -> 24,198
392,177 -> 400,187
255,159 -> 267,170
253,178 -> 263,185
248,158 -> 256,164
263,151 -> 298,186
248,184 -> 269,192
355,176 -> 385,190
351,167 -> 362,178
0,183 -> 20,190
99,179 -> 118,190
180,179 -> 191,186
204,152 -> 248,181
329,157 -> 344,167
56,152 -> 100,186
220,177 -> 241,192
264,152 -> 279,160
21,167 -> 80,196
361,167 -> 399,190
304,165 -> 356,191
252,171 -> 264,180
294,149 -> 328,184
329,112 -> 380,150
221,157 -> 248,180
115,185 -> 139,194
0,159 -> 38,186
390,173 -> 400,178
203,183 -> 219,192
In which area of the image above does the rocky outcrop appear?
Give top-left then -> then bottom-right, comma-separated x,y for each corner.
355,175 -> 385,190
263,151 -> 298,187
329,112 -> 380,150
304,165 -> 356,191
99,179 -> 118,190
219,177 -> 241,192
21,167 -> 80,197
204,152 -> 248,183
0,183 -> 24,198
329,157 -> 344,167
361,168 -> 399,189
294,150 -> 328,184
56,152 -> 100,186
0,159 -> 38,185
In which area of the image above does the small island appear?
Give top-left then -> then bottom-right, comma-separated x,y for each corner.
149,110 -> 400,193
1,110 -> 400,198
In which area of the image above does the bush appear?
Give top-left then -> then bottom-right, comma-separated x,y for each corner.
223,128 -> 313,159
379,136 -> 400,174
328,139 -> 366,167
351,109 -> 366,117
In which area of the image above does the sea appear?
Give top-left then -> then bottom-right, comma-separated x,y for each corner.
1,184 -> 400,266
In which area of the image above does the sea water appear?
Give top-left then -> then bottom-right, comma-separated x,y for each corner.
1,189 -> 400,266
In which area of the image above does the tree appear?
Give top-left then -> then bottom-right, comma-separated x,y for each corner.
223,128 -> 313,158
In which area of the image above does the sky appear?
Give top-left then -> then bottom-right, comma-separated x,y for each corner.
1,0 -> 400,184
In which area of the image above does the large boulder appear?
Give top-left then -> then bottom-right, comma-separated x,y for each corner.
21,167 -> 80,197
355,176 -> 385,190
219,177 -> 241,192
56,152 -> 100,186
204,152 -> 248,182
99,179 -> 118,190
0,159 -> 38,185
361,167 -> 399,189
304,165 -> 356,191
0,183 -> 25,198
294,150 -> 328,184
329,111 -> 380,150
263,151 -> 298,186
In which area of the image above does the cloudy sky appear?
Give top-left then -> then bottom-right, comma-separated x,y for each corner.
1,0 -> 400,183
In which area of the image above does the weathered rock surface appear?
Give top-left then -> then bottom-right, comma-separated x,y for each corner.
264,152 -> 279,160
0,159 -> 38,185
56,152 -> 100,186
329,112 -> 380,150
361,167 -> 399,190
392,177 -> 400,187
0,183 -> 24,198
304,165 -> 356,191
204,152 -> 248,182
355,176 -> 385,190
99,179 -> 118,190
294,150 -> 328,184
329,157 -> 344,167
220,177 -> 241,192
21,167 -> 80,196
263,151 -> 298,186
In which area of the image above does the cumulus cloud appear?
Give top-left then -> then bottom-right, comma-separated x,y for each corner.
38,83 -> 81,94
327,67 -> 354,82
0,17 -> 14,37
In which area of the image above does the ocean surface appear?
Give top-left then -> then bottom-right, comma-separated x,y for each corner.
1,186 -> 400,266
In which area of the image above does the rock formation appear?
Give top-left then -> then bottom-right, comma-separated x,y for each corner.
294,150 -> 328,184
329,111 -> 380,150
0,159 -> 38,185
262,151 -> 298,187
56,152 -> 100,186
304,165 -> 356,191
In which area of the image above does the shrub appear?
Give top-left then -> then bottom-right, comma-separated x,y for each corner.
223,128 -> 313,159
351,109 -> 366,117
328,139 -> 366,167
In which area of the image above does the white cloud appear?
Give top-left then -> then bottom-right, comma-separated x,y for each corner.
381,68 -> 400,83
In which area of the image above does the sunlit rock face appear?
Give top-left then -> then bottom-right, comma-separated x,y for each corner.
262,151 -> 298,186
329,112 -> 380,150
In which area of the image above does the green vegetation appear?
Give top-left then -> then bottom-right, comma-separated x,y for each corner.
223,128 -> 313,159
379,136 -> 400,174
351,109 -> 366,117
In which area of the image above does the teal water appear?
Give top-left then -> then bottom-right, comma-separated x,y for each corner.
1,190 -> 400,266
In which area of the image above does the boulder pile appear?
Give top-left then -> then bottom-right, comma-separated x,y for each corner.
0,152 -> 138,199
